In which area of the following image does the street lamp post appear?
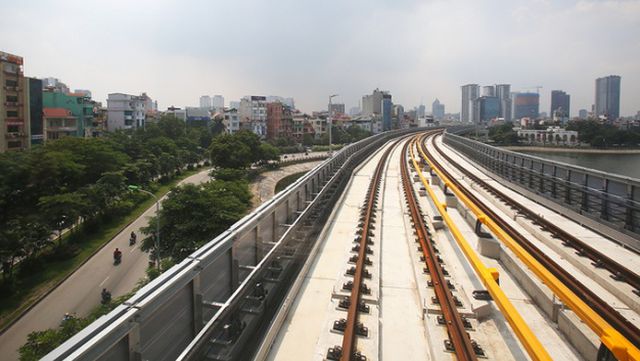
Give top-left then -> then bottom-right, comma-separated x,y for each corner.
328,94 -> 338,156
128,185 -> 161,270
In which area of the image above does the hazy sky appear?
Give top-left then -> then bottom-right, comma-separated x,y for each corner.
2,0 -> 639,116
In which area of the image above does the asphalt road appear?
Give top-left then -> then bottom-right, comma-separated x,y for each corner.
0,168 -> 213,361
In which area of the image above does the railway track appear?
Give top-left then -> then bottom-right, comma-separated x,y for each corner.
420,132 -> 640,351
438,132 -> 640,296
400,139 -> 482,360
326,141 -> 395,361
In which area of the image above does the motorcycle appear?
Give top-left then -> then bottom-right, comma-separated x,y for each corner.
113,248 -> 122,265
129,232 -> 137,246
101,289 -> 112,304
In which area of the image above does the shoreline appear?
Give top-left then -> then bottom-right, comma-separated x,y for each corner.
504,146 -> 640,154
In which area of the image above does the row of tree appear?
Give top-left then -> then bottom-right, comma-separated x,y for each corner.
566,120 -> 640,147
0,115 -> 218,285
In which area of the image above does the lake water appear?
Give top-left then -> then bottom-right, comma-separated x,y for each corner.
519,151 -> 640,179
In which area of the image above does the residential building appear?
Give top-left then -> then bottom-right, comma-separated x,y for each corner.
229,100 -> 240,110
392,104 -> 404,129
107,93 -> 152,131
382,93 -> 392,131
238,95 -> 267,138
346,115 -> 383,134
495,84 -> 512,122
461,84 -> 479,123
28,78 -> 44,145
432,99 -> 445,120
212,95 -> 224,109
517,126 -> 578,146
43,108 -> 77,140
416,104 -> 426,119
311,117 -> 327,140
292,112 -> 315,142
595,75 -> 621,120
74,89 -> 92,98
578,109 -> 588,119
166,106 -> 187,122
223,108 -> 240,134
550,90 -> 571,120
41,77 -> 70,93
329,103 -> 345,115
186,107 -> 211,127
266,102 -> 293,140
473,96 -> 500,124
43,91 -> 97,137
0,51 -> 31,151
200,95 -> 212,109
512,92 -> 539,120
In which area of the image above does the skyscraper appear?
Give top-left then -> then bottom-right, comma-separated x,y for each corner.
212,95 -> 225,109
473,96 -> 500,124
482,86 -> 496,97
495,84 -> 512,122
362,88 -> 386,116
595,75 -> 621,120
512,92 -> 539,120
432,99 -> 445,120
461,84 -> 479,123
199,95 -> 212,109
550,90 -> 570,119
382,93 -> 393,131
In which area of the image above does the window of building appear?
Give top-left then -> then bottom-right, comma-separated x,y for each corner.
7,125 -> 20,133
8,140 -> 22,148
3,63 -> 18,73
6,95 -> 18,103
7,110 -> 18,117
5,79 -> 18,87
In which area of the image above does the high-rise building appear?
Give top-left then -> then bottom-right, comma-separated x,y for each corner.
495,84 -> 512,122
349,107 -> 361,116
200,95 -> 212,109
392,104 -> 404,129
212,95 -> 224,109
0,51 -> 32,152
461,84 -> 480,123
328,103 -> 345,115
362,88 -> 387,116
473,96 -> 500,124
578,109 -> 588,119
107,93 -> 153,131
482,86 -> 496,97
432,99 -> 445,120
512,92 -> 540,120
550,90 -> 570,120
229,100 -> 240,110
595,75 -> 621,120
416,104 -> 426,119
382,93 -> 393,131
238,95 -> 267,138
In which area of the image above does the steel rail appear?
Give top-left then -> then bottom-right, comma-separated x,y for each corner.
408,134 -> 552,361
400,139 -> 478,360
440,133 -> 640,295
420,132 -> 640,361
330,140 -> 396,361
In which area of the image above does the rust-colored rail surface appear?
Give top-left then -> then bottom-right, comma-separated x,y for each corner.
401,138 -> 479,361
423,132 -> 640,349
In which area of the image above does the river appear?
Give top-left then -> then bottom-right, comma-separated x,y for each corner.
518,150 -> 640,179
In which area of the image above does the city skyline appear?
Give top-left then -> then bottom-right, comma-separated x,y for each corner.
2,0 -> 639,115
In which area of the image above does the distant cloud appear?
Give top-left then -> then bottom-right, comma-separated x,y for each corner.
1,0 -> 638,115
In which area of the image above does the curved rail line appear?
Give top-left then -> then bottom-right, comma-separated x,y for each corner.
420,131 -> 640,359
326,140 -> 396,361
441,133 -> 640,295
401,139 -> 480,360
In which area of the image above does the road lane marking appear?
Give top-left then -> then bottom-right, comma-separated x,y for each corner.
99,276 -> 110,287
129,247 -> 137,253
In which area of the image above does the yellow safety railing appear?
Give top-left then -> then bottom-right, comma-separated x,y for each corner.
407,137 -> 552,361
417,133 -> 640,361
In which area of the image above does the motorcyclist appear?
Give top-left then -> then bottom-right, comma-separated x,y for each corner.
113,248 -> 122,263
101,288 -> 112,304
129,231 -> 137,245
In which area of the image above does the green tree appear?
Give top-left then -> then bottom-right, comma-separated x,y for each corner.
209,133 -> 253,169
38,193 -> 88,246
140,180 -> 251,262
